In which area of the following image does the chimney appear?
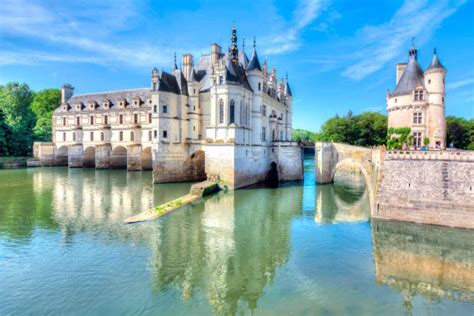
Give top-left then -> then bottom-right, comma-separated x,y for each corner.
182,54 -> 194,81
61,84 -> 74,103
211,43 -> 221,64
396,63 -> 407,85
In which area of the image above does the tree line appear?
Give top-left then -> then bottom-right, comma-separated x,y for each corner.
0,83 -> 60,156
292,110 -> 474,150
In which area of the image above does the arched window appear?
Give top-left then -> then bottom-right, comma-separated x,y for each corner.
229,99 -> 235,124
130,131 -> 134,141
219,99 -> 224,124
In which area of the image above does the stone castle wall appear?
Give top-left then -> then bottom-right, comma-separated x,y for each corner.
375,152 -> 474,229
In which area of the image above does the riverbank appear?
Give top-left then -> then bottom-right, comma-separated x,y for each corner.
0,156 -> 29,169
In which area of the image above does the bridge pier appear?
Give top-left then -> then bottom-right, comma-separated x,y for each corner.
95,144 -> 111,169
315,142 -> 336,184
68,144 -> 83,168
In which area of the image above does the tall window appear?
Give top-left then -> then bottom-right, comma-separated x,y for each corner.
219,99 -> 224,124
219,76 -> 224,85
63,132 -> 66,141
154,105 -> 157,113
104,115 -> 108,125
258,82 -> 261,91
149,130 -> 152,141
413,112 -> 422,124
119,115 -> 123,124
90,116 -> 94,125
261,127 -> 266,141
119,131 -> 123,141
63,117 -> 67,126
262,105 -> 266,116
72,132 -> 76,141
413,132 -> 422,147
154,130 -> 157,138
163,130 -> 168,138
76,117 -> 80,126
414,90 -> 424,101
90,132 -> 93,141
134,114 -> 138,124
148,113 -> 152,123
131,132 -> 134,141
229,99 -> 235,124
101,132 -> 104,141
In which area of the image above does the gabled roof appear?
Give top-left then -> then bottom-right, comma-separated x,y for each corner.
392,58 -> 425,97
247,48 -> 261,71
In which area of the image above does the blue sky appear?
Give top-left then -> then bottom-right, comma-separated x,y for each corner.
0,0 -> 473,130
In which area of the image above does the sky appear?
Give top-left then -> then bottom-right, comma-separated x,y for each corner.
0,0 -> 473,131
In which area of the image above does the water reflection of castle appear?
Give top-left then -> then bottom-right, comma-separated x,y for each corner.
372,219 -> 474,308
149,186 -> 303,314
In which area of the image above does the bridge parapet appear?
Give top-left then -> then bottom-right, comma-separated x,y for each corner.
386,150 -> 474,162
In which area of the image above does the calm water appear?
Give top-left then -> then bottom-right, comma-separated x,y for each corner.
0,156 -> 473,315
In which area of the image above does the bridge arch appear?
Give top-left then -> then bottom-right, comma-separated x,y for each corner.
110,146 -> 127,169
54,145 -> 69,166
185,150 -> 206,181
83,146 -> 96,168
141,147 -> 153,171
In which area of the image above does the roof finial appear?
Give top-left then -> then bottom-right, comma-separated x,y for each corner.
242,37 -> 245,51
434,47 -> 437,54
253,36 -> 256,49
286,72 -> 288,81
230,23 -> 238,61
173,52 -> 177,69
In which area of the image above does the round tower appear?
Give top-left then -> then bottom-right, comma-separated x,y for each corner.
246,37 -> 264,144
424,48 -> 447,149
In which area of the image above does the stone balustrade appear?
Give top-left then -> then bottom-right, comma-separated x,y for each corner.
386,149 -> 474,162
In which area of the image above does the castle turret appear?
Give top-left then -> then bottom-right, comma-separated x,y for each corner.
424,48 -> 447,148
285,74 -> 293,141
151,67 -> 159,91
182,54 -> 194,81
246,37 -> 264,144
61,83 -> 74,103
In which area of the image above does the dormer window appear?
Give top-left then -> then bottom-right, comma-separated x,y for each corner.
414,90 -> 424,101
75,102 -> 83,111
62,104 -> 69,112
88,100 -> 98,111
103,98 -> 111,109
117,98 -> 127,108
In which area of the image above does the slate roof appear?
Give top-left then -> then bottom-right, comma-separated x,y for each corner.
426,49 -> 445,71
55,88 -> 151,113
158,71 -> 182,94
247,48 -> 261,71
285,82 -> 292,97
392,58 -> 425,97
224,55 -> 253,92
239,50 -> 249,69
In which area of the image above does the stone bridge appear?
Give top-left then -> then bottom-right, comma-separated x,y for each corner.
316,142 -> 474,229
315,142 -> 383,213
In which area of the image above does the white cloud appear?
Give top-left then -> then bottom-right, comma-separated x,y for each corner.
342,0 -> 465,80
447,78 -> 474,90
262,0 -> 325,55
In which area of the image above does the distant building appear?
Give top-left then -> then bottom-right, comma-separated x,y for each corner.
41,26 -> 303,188
386,45 -> 447,148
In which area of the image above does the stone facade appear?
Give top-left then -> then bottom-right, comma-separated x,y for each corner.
386,45 -> 447,149
374,152 -> 474,229
36,26 -> 303,188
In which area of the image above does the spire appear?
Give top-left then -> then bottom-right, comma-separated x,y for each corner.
173,52 -> 178,70
408,37 -> 417,61
427,47 -> 446,71
229,24 -> 239,61
246,36 -> 262,71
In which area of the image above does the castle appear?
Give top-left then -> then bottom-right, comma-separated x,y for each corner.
386,44 -> 447,149
34,26 -> 303,188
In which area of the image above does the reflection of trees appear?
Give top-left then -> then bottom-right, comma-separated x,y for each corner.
150,184 -> 303,315
372,219 -> 474,309
315,177 -> 370,223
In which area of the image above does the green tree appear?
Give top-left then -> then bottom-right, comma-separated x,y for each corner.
0,111 -> 11,155
0,83 -> 35,156
446,116 -> 472,149
292,129 -> 319,145
353,112 -> 387,146
31,88 -> 61,141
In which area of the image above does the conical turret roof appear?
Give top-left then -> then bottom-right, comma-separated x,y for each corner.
392,48 -> 425,97
426,48 -> 445,71
247,38 -> 261,71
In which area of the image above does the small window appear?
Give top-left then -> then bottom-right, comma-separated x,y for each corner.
152,82 -> 157,91
72,132 -> 76,141
90,131 -> 94,141
119,115 -> 123,124
261,127 -> 266,141
413,112 -> 422,124
104,115 -> 108,125
63,117 -> 67,126
163,130 -> 168,138
134,113 -> 138,124
76,117 -> 81,126
394,98 -> 397,103
90,116 -> 94,125
131,131 -> 134,141
100,132 -> 104,141
119,131 -> 123,141
193,126 -> 195,131
219,76 -> 224,85
154,130 -> 157,138
428,79 -> 431,84
219,99 -> 224,124
258,82 -> 261,91
149,113 -> 152,123
162,105 -> 168,113
413,132 -> 422,147
154,105 -> 157,113
262,105 -> 266,116
149,130 -> 152,141
63,132 -> 66,141
414,90 -> 424,101
193,89 -> 196,94
229,99 -> 235,124
442,97 -> 445,103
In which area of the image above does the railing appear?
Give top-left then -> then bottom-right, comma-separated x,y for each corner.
386,149 -> 474,161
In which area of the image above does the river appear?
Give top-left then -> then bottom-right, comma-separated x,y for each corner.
0,155 -> 472,315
